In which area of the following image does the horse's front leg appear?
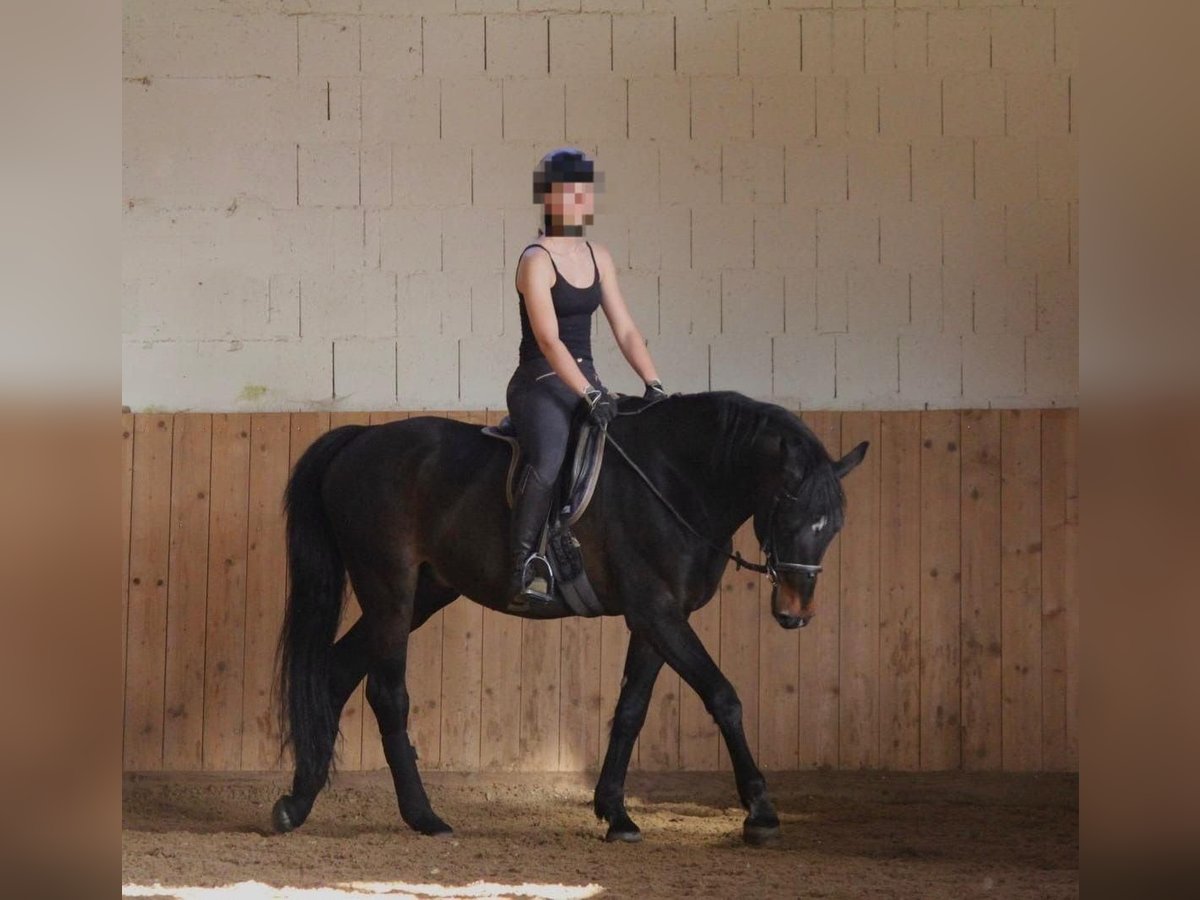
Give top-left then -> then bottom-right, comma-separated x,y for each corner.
637,611 -> 781,846
593,631 -> 664,842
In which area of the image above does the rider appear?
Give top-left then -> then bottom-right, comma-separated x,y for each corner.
506,147 -> 667,609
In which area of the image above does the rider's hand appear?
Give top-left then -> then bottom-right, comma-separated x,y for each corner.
643,379 -> 667,400
582,386 -> 618,427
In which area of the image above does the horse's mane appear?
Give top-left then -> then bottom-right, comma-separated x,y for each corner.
704,391 -> 846,515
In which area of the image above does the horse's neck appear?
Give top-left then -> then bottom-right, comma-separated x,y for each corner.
620,393 -> 764,544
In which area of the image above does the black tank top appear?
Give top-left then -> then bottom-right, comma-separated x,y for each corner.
516,241 -> 602,365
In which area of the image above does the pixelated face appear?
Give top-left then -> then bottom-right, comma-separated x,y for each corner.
544,181 -> 596,228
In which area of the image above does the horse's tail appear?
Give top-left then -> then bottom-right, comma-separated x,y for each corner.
276,424 -> 367,790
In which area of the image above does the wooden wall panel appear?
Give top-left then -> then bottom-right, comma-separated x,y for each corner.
519,618 -> 562,771
240,413 -> 291,771
839,412 -> 881,769
559,616 -> 603,772
162,414 -> 211,769
120,413 -> 135,744
1041,409 -> 1072,771
122,409 -> 1079,774
203,414 -> 250,771
1001,410 -> 1043,771
877,411 -> 921,770
1063,410 -> 1080,770
960,410 -> 1003,770
797,411 -> 841,769
124,414 -> 173,770
920,411 -> 962,770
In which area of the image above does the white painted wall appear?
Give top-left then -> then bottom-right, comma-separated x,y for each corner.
122,0 -> 1078,412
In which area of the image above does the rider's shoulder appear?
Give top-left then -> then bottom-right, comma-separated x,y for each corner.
518,242 -> 554,267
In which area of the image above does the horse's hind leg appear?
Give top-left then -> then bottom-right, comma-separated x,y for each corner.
273,574 -> 458,834
593,632 -> 664,842
272,618 -> 370,832
362,571 -> 454,837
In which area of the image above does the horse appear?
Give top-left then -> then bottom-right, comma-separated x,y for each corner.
272,390 -> 868,845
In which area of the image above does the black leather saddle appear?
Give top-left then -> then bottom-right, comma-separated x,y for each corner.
480,392 -> 668,617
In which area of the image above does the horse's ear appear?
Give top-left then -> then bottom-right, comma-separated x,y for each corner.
833,441 -> 869,479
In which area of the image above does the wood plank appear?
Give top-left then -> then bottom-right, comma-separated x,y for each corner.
797,411 -> 841,768
598,613 -> 632,767
479,409 -> 524,771
559,615 -> 603,772
361,411 -> 409,770
236,414 -> 294,771
439,597 -> 483,771
1063,409 -> 1079,770
920,410 -> 962,770
877,411 -> 921,770
960,410 -> 1003,770
480,607 -> 524,770
121,413 -> 134,734
1041,409 -> 1070,770
203,414 -> 251,770
678,591 -> 721,770
123,414 -> 174,770
404,409 -> 444,769
520,617 -> 563,771
758,596 -> 799,771
162,414 -> 212,770
1001,409 -> 1043,771
439,409 -> 485,771
718,520 -> 761,770
838,411 -> 880,769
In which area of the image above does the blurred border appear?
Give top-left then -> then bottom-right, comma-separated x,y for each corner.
1084,1 -> 1200,896
0,1 -> 120,897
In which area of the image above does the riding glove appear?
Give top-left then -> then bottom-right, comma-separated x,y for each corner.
643,379 -> 667,400
582,386 -> 619,427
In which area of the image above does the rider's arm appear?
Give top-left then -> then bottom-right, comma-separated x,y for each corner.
593,243 -> 660,386
516,248 -> 594,397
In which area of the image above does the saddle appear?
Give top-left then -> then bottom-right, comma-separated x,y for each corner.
481,392 -> 668,617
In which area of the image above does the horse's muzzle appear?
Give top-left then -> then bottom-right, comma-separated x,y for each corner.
773,611 -> 812,629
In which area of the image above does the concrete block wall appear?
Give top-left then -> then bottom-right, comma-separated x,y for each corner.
122,0 -> 1078,412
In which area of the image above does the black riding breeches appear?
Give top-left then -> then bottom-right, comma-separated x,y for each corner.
505,356 -> 604,487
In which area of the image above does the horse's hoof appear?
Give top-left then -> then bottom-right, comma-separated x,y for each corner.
742,819 -> 781,846
413,816 -> 454,838
272,796 -> 299,834
605,825 -> 643,843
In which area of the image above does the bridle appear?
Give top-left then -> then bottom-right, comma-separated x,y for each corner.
758,489 -> 824,585
601,430 -> 824,585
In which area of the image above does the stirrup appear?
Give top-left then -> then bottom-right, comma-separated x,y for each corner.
518,553 -> 556,606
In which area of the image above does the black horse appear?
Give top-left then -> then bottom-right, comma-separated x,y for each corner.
273,390 -> 867,844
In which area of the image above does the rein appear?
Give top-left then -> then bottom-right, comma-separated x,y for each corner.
600,427 -> 822,584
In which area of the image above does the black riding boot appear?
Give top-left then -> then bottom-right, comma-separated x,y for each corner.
507,464 -> 558,610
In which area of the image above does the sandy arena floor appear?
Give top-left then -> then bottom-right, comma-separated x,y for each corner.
123,769 -> 1077,899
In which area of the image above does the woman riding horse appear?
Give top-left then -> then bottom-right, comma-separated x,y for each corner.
506,147 -> 666,609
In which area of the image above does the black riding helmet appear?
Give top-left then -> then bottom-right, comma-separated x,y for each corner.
533,147 -> 604,237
